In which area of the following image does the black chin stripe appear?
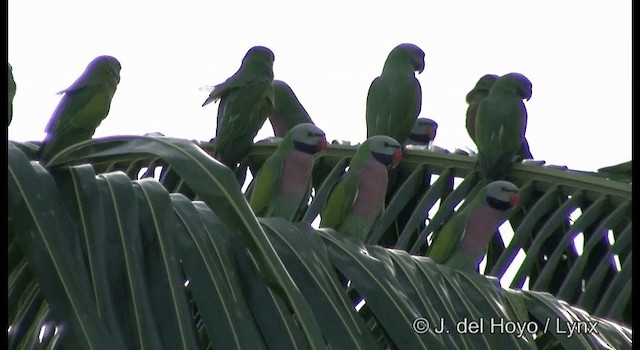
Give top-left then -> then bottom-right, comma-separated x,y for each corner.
486,196 -> 512,211
293,140 -> 320,155
372,151 -> 393,166
408,133 -> 432,144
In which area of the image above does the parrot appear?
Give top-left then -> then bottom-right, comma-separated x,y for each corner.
8,63 -> 16,126
249,123 -> 328,220
366,43 -> 425,145
465,74 -> 499,145
405,117 -> 438,147
39,55 -> 121,162
268,80 -> 315,137
202,46 -> 275,170
427,180 -> 521,272
320,135 -> 403,241
474,72 -> 533,180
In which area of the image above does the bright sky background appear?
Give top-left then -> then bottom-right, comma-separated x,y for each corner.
8,0 -> 631,173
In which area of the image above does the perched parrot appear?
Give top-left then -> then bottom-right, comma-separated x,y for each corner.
405,117 -> 438,146
39,55 -> 121,162
475,72 -> 533,180
465,74 -> 499,145
202,46 -> 275,169
366,43 -> 425,145
268,80 -> 315,137
427,180 -> 521,272
8,63 -> 16,126
250,123 -> 328,220
320,135 -> 403,241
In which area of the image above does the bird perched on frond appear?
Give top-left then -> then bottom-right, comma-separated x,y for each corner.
475,72 -> 533,180
320,135 -> 403,241
366,43 -> 425,145
427,180 -> 521,272
202,46 -> 275,170
250,123 -> 328,220
39,55 -> 121,162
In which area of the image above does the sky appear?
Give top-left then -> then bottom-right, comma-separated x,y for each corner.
8,0 -> 632,173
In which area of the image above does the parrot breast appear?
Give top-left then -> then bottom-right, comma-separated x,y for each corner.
458,206 -> 505,257
278,150 -> 314,199
350,161 -> 388,221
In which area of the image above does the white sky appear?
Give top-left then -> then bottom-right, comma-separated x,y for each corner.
8,0 -> 631,172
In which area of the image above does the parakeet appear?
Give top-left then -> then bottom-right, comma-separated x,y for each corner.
465,74 -> 499,145
366,43 -> 425,145
427,180 -> 520,272
405,117 -> 438,147
475,72 -> 533,180
268,80 -> 315,137
320,135 -> 403,241
250,123 -> 328,220
202,46 -> 275,169
8,63 -> 16,126
39,55 -> 121,162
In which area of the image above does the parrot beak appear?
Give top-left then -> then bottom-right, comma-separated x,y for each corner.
510,193 -> 521,207
318,138 -> 329,151
392,148 -> 403,167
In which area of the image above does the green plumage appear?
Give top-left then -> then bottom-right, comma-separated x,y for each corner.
427,181 -> 520,272
475,73 -> 532,180
269,80 -> 314,137
8,63 -> 16,126
203,46 -> 275,169
465,74 -> 498,145
320,135 -> 403,241
366,43 -> 425,145
39,55 -> 121,162
250,123 -> 327,220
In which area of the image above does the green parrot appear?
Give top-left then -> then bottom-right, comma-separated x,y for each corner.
475,72 -> 533,180
8,63 -> 16,126
202,46 -> 275,169
268,79 -> 315,137
366,43 -> 425,145
320,135 -> 403,241
250,123 -> 328,220
39,55 -> 121,162
427,180 -> 521,272
405,117 -> 438,147
465,74 -> 498,145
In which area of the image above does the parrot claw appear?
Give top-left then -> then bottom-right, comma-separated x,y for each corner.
544,164 -> 569,170
521,159 -> 546,166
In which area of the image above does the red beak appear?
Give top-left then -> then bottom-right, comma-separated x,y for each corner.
318,138 -> 329,151
392,148 -> 403,166
510,193 -> 521,207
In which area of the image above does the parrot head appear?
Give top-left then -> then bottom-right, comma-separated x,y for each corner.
87,55 -> 122,84
360,135 -> 403,168
484,180 -> 521,211
288,123 -> 328,155
496,73 -> 532,101
384,43 -> 426,74
465,74 -> 499,103
242,46 -> 275,70
409,117 -> 438,144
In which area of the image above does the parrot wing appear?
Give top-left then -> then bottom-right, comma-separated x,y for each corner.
427,212 -> 468,264
320,172 -> 360,229
250,153 -> 283,216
